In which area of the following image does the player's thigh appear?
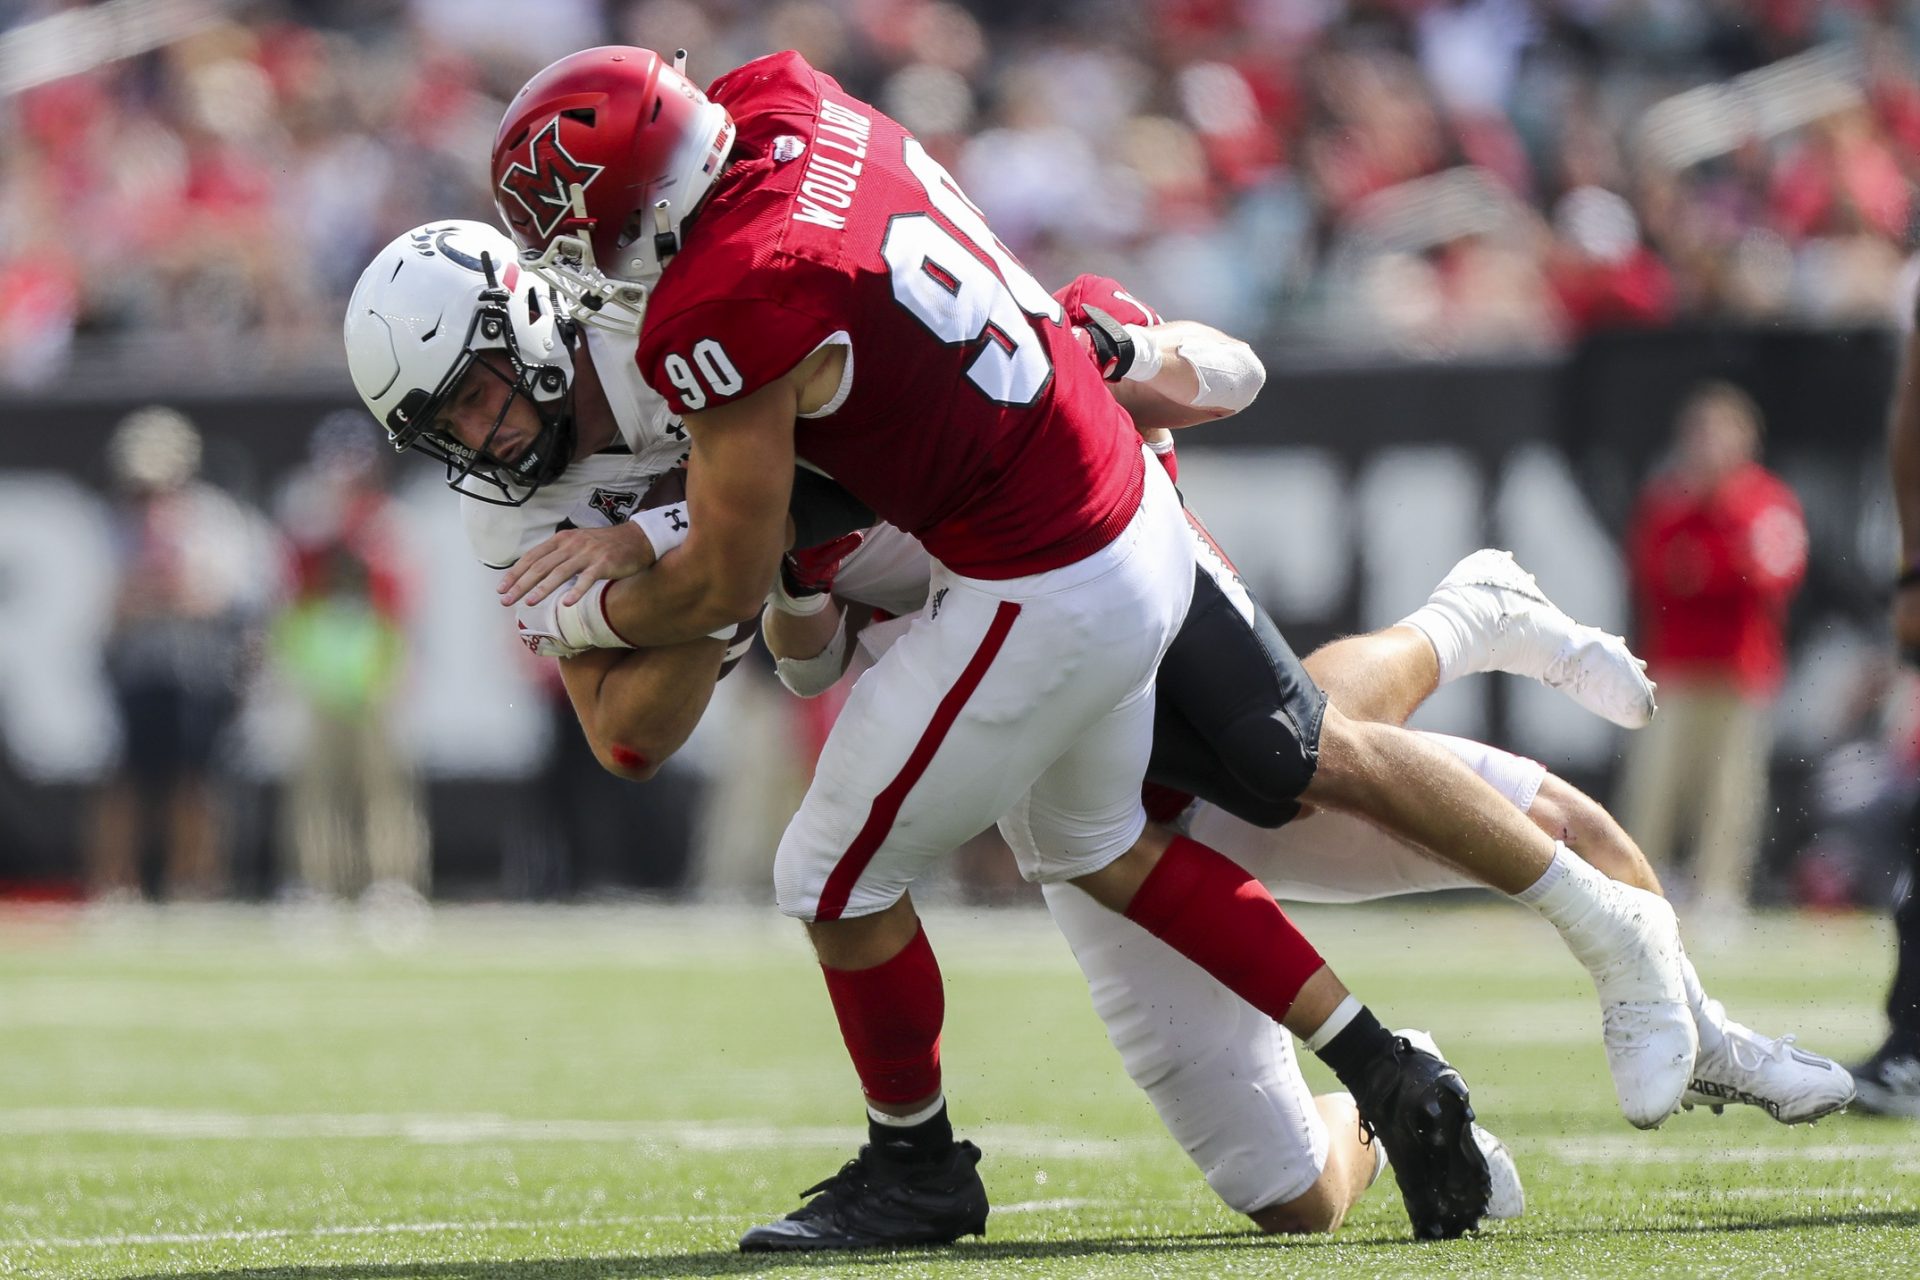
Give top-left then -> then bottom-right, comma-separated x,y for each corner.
1000,680 -> 1159,883
777,573 -> 1164,921
1151,556 -> 1326,824
1189,806 -> 1480,903
1187,730 -> 1544,903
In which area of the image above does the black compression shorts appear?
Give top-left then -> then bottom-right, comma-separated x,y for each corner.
1147,555 -> 1328,828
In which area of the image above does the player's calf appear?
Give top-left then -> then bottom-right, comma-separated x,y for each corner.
1249,1093 -> 1378,1235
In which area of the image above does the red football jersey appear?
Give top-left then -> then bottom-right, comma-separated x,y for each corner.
635,52 -> 1145,579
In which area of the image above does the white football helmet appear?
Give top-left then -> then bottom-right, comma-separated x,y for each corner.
344,221 -> 578,505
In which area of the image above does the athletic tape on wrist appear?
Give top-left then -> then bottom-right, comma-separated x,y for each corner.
769,570 -> 834,616
1120,324 -> 1164,382
554,578 -> 636,650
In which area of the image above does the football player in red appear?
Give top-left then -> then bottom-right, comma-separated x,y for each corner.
484,47 -> 1696,1249
346,222 -> 1847,1244
346,221 -> 1519,1238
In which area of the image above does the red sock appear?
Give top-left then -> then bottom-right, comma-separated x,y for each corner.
1124,836 -> 1326,1023
820,922 -> 944,1105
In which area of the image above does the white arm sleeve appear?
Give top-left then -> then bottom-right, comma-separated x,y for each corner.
768,607 -> 850,698
1176,331 -> 1266,412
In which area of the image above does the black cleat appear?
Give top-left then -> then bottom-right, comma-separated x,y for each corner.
1849,1038 -> 1920,1119
738,1140 -> 989,1252
1350,1034 -> 1492,1240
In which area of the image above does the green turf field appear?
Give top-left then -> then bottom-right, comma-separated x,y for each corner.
1,900 -> 1914,1278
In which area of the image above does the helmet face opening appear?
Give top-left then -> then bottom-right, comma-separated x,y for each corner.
385,297 -> 577,508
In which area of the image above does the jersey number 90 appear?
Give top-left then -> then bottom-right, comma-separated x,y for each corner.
662,338 -> 745,411
882,138 -> 1062,407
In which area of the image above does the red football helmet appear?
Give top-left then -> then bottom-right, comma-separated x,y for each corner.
491,46 -> 736,288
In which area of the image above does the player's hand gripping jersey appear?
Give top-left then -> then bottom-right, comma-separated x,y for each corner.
635,52 -> 1146,579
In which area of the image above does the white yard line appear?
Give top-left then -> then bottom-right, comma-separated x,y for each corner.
13,1199 -> 1125,1251
1545,1136 -> 1916,1166
14,1214 -> 719,1250
0,1107 -> 1161,1160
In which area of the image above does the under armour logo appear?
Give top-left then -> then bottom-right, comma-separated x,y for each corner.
498,118 -> 606,241
666,506 -> 688,532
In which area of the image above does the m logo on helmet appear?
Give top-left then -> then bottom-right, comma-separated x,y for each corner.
499,119 -> 607,241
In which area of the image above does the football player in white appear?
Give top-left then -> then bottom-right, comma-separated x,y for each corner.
344,222 -> 1847,1240
763,528 -> 1854,1229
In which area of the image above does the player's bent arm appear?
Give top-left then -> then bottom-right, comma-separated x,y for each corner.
557,640 -> 726,780
763,598 -> 874,697
1111,320 -> 1266,432
588,378 -> 801,645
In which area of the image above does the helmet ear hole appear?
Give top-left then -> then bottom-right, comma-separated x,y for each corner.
562,108 -> 596,126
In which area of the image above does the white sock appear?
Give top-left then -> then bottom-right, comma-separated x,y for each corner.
868,1094 -> 946,1127
1398,604 -> 1475,684
1512,843 -> 1624,975
1302,994 -> 1364,1053
1681,953 -> 1727,1056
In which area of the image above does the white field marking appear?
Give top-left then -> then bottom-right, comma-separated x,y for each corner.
0,1108 -> 1161,1160
1708,1186 -> 1893,1201
1544,1137 -> 1916,1166
12,1213 -> 727,1251
994,1198 -> 1118,1214
16,1200 -> 1139,1251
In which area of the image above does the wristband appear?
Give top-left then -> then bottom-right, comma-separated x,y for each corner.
769,570 -> 834,616
1119,324 -> 1164,382
552,578 -> 637,650
630,503 -> 691,558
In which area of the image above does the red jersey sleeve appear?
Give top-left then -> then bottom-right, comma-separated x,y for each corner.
1053,273 -> 1163,328
1054,273 -> 1178,479
637,295 -> 837,416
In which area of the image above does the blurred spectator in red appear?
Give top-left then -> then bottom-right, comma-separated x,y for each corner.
87,407 -> 271,901
1548,186 -> 1677,335
1617,382 -> 1808,918
271,412 -> 427,908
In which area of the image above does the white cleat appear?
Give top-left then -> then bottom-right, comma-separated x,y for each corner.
1474,1126 -> 1525,1221
1429,549 -> 1658,729
1394,1030 -> 1524,1222
1683,1023 -> 1856,1124
1573,884 -> 1698,1128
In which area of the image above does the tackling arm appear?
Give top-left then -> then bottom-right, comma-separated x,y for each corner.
506,374 -> 801,646
1109,320 -> 1267,431
557,640 -> 727,780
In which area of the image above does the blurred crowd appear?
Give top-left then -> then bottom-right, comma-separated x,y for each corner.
4,0 -> 1920,387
